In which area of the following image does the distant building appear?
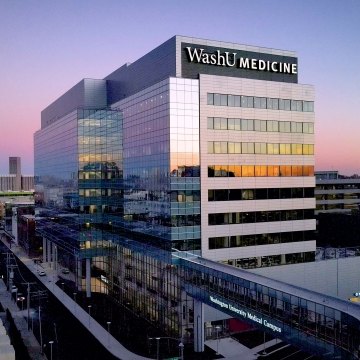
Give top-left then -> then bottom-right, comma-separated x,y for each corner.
0,157 -> 34,192
315,171 -> 360,214
315,171 -> 360,248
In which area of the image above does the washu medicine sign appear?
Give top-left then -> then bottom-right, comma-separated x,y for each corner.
185,47 -> 297,75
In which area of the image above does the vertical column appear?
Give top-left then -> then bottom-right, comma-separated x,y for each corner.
281,254 -> 286,265
52,243 -> 57,271
77,258 -> 83,291
47,240 -> 52,265
193,299 -> 204,352
86,258 -> 91,298
42,238 -> 47,262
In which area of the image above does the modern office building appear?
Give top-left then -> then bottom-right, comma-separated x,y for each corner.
315,170 -> 360,214
34,36 -> 315,342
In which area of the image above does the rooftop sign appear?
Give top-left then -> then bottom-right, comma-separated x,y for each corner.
181,42 -> 298,84
185,47 -> 297,75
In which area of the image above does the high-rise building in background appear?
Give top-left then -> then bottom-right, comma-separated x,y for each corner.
34,36 -> 315,340
0,156 -> 34,192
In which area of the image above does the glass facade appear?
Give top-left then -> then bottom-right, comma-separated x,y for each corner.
35,108 -> 122,291
178,255 -> 360,359
112,78 -> 201,251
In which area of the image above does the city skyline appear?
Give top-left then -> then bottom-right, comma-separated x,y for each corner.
1,0 -> 359,175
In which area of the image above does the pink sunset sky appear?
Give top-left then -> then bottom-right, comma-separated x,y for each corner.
0,0 -> 359,175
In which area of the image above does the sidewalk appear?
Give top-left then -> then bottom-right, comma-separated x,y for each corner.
0,280 -> 47,360
205,337 -> 279,360
1,238 -> 154,360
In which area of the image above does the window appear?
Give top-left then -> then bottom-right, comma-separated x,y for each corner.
220,94 -> 227,106
207,93 -> 313,113
303,101 -> 314,112
267,120 -> 278,132
241,119 -> 254,131
228,95 -> 234,107
207,93 -> 214,105
207,117 -> 214,129
242,143 -> 254,154
242,166 -> 255,177
234,95 -> 241,107
279,121 -> 291,132
214,93 -> 221,106
207,142 -> 214,153
255,143 -> 266,154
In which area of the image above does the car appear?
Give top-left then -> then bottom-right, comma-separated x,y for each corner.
38,270 -> 46,276
61,268 -> 70,274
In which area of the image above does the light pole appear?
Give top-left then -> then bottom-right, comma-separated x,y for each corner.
107,321 -> 111,348
73,292 -> 77,314
31,310 -> 34,331
17,296 -> 25,312
215,325 -> 221,355
49,340 -> 54,360
179,342 -> 184,360
88,305 -> 92,327
156,337 -> 160,360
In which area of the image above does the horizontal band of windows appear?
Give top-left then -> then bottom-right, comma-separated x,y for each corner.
207,117 -> 314,134
170,214 -> 201,227
209,209 -> 314,225
226,252 -> 315,268
208,165 -> 314,177
208,142 -> 314,155
208,187 -> 314,201
170,190 -> 201,202
209,230 -> 315,249
207,93 -> 314,112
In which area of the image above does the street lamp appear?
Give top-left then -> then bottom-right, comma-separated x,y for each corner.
88,305 -> 92,327
179,342 -> 184,360
107,321 -> 111,348
215,325 -> 221,355
49,340 -> 54,360
17,296 -> 25,312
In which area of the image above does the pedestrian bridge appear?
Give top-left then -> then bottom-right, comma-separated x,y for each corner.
173,251 -> 360,360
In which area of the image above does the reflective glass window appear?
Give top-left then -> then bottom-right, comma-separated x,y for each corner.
207,93 -> 214,105
214,93 -> 221,106
220,94 -> 228,106
207,142 -> 214,153
234,95 -> 241,107
228,95 -> 234,107
207,117 -> 214,129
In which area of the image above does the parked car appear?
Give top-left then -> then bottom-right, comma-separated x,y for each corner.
38,270 -> 46,276
61,268 -> 70,274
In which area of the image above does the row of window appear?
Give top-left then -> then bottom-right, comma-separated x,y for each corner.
207,117 -> 314,134
208,209 -> 314,226
226,252 -> 315,268
208,187 -> 314,202
209,230 -> 315,250
207,93 -> 314,112
208,142 -> 314,155
208,165 -> 314,178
